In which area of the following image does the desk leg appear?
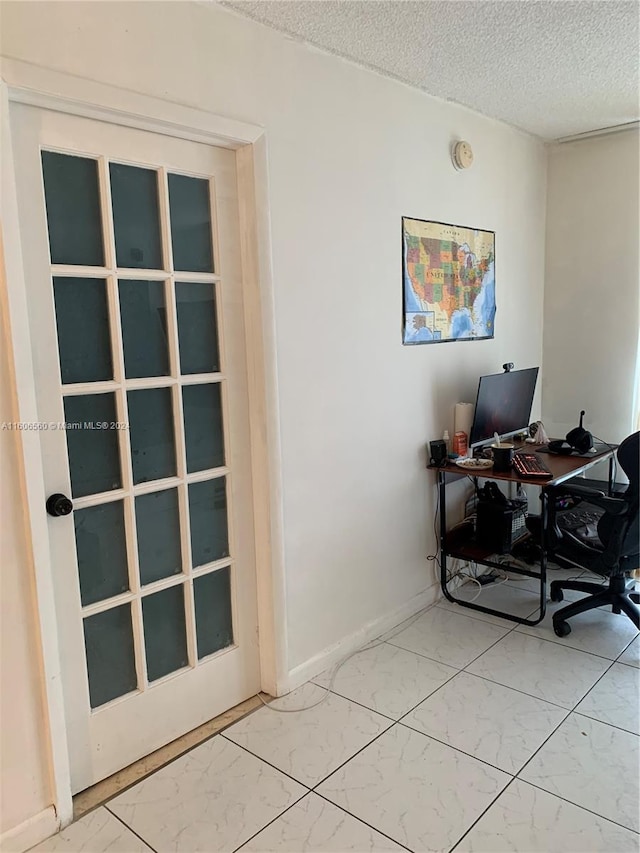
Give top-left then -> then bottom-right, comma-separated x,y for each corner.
538,489 -> 548,620
439,471 -> 454,601
608,456 -> 614,496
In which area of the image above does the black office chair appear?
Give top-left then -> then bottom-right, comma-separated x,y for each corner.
541,431 -> 639,637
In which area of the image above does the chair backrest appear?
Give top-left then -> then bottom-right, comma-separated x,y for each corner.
617,431 -> 640,498
601,432 -> 639,567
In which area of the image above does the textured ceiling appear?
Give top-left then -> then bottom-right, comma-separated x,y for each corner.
221,0 -> 640,139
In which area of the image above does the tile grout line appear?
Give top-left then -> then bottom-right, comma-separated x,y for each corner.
228,789 -> 309,853
512,624 -> 639,661
572,708 -> 640,738
447,776 -> 520,853
386,613 -> 517,673
219,733 -> 315,791
307,717 -> 519,799
312,789 -> 414,852
392,720 -> 522,777
258,671 -> 565,784
452,669 -> 572,711
457,666 -> 592,711
312,661 -> 463,723
515,778 -> 640,836
616,658 -> 640,670
512,658 -> 621,783
103,803 -> 160,852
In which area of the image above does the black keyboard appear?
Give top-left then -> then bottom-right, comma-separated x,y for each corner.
513,452 -> 553,479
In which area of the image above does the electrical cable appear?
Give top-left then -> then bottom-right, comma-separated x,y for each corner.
256,598 -> 440,713
260,478 -> 480,713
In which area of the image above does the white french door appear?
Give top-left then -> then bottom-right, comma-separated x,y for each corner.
9,104 -> 260,793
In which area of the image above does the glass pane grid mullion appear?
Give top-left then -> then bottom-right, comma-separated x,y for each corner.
183,569 -> 198,669
81,588 -> 136,618
164,168 -> 199,667
208,176 -> 220,278
123,376 -> 177,391
176,373 -> 225,387
185,466 -> 230,484
138,571 -> 187,600
132,475 -> 184,497
113,268 -> 169,280
159,167 -> 175,275
72,489 -> 128,511
51,265 -> 111,278
173,271 -> 220,283
165,279 -> 180,380
97,154 -> 116,273
191,557 -> 233,578
175,372 -> 199,667
101,155 -> 150,692
57,380 -> 120,396
162,160 -> 198,664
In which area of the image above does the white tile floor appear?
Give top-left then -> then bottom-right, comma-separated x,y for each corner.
32,578 -> 640,853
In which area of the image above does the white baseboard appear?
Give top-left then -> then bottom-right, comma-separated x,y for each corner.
286,582 -> 442,693
0,806 -> 58,852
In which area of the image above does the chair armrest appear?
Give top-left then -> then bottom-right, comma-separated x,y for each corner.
550,484 -> 629,516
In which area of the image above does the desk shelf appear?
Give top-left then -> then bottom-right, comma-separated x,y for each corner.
445,527 -> 544,580
445,526 -> 494,562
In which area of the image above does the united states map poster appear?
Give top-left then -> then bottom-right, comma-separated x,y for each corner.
402,218 -> 495,345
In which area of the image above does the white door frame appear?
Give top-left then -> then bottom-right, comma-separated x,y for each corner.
0,57 -> 288,830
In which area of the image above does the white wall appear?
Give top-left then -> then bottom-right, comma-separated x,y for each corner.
543,130 -> 640,444
0,0 -> 546,833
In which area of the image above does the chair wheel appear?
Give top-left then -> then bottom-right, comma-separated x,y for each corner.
554,620 -> 571,638
550,584 -> 563,603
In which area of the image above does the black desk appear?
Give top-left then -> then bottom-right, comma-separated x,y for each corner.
428,441 -> 615,625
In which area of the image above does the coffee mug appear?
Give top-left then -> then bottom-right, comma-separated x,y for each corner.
491,442 -> 514,471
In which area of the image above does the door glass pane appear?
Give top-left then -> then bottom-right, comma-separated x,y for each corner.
183,383 -> 224,473
53,277 -> 113,384
41,151 -> 104,266
168,173 -> 214,273
128,388 -> 176,485
64,394 -> 122,497
176,283 -> 220,374
110,163 -> 162,269
142,585 -> 188,681
135,488 -> 182,585
189,477 -> 229,567
119,280 -> 169,378
83,604 -> 137,708
194,567 -> 233,658
75,501 -> 129,606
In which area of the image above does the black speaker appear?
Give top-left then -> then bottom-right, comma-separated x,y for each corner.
429,439 -> 447,466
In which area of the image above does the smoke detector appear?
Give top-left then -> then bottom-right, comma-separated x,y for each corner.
452,140 -> 474,170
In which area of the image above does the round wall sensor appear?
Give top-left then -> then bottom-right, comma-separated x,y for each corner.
452,140 -> 474,170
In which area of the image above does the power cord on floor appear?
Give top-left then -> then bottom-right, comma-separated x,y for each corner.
256,599 -> 440,714
260,481 -> 492,713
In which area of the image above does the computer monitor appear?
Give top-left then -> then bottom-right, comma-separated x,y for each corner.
469,367 -> 539,447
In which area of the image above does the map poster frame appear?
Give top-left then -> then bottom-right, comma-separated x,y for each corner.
402,217 -> 496,345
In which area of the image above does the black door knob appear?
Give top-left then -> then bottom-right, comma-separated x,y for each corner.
46,493 -> 73,517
